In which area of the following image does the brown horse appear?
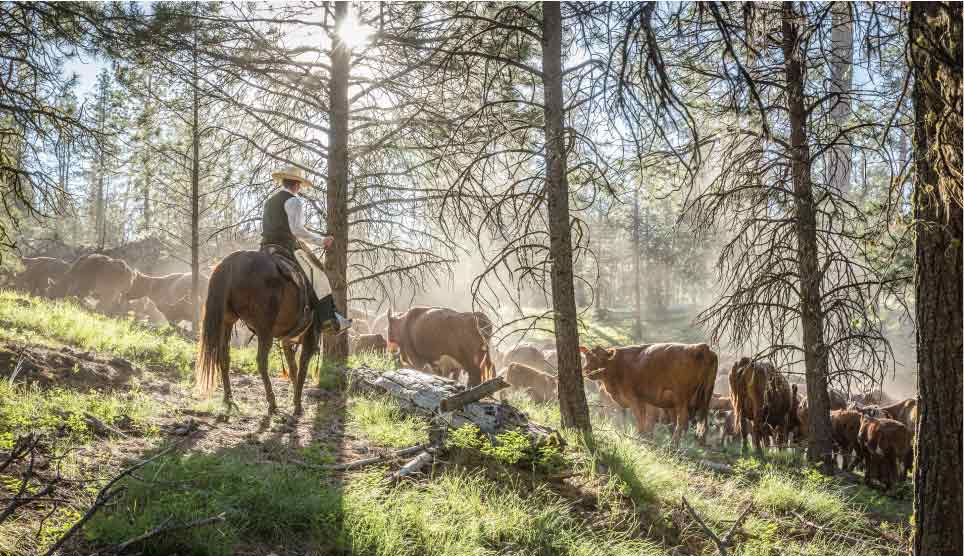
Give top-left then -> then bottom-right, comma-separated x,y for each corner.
195,250 -> 319,416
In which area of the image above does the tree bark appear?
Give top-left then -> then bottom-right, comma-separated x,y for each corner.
190,21 -> 201,335
143,72 -> 153,234
782,2 -> 833,472
632,185 -> 642,341
909,4 -> 963,555
829,2 -> 853,196
323,0 -> 351,363
542,1 -> 591,433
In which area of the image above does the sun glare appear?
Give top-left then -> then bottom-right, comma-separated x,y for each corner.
336,15 -> 373,50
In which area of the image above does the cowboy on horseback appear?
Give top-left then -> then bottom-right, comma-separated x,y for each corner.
262,164 -> 351,334
195,163 -> 353,416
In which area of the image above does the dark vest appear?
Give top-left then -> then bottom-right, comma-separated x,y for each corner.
262,189 -> 296,250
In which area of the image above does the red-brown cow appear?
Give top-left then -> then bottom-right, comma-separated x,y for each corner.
729,358 -> 799,455
858,414 -> 912,490
503,362 -> 558,403
386,306 -> 494,386
581,343 -> 718,445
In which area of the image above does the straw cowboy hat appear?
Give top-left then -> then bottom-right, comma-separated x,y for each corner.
272,164 -> 313,188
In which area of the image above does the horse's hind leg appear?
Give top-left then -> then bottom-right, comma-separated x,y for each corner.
282,342 -> 298,383
257,334 -> 278,414
220,322 -> 234,410
292,327 -> 319,416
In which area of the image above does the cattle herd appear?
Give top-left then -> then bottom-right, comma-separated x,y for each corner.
4,257 -> 916,492
3,255 -> 208,327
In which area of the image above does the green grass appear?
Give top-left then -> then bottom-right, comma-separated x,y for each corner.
0,381 -> 163,446
344,469 -> 665,556
0,289 -> 263,376
347,395 -> 429,448
0,292 -> 908,555
87,448 -> 345,556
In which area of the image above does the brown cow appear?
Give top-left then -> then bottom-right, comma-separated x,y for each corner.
50,254 -> 136,315
715,410 -> 738,448
858,414 -> 912,490
127,272 -> 210,325
11,257 -> 70,297
386,306 -> 495,386
501,344 -> 555,374
878,398 -> 918,434
581,343 -> 718,445
830,409 -> 863,471
125,297 -> 168,325
729,358 -> 798,455
503,362 -> 557,403
351,333 -> 388,355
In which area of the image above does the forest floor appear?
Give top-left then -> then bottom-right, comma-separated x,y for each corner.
0,291 -> 911,556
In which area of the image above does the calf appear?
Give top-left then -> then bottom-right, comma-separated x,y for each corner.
858,414 -> 912,491
715,410 -> 738,448
830,409 -> 863,471
503,362 -> 558,404
351,333 -> 388,355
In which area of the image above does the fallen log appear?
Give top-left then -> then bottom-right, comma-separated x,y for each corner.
347,366 -> 561,446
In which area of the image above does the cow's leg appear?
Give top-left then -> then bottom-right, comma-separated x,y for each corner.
751,416 -> 765,458
630,405 -> 646,436
281,342 -> 298,382
672,405 -> 689,447
464,359 -> 483,387
257,334 -> 278,414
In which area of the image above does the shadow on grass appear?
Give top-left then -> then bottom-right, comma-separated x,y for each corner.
84,349 -> 353,556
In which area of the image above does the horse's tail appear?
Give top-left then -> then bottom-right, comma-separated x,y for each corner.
196,259 -> 232,396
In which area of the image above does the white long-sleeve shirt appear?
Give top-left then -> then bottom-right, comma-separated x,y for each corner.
282,189 -> 325,245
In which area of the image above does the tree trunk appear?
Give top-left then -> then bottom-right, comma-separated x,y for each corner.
782,2 -> 833,472
542,1 -> 591,434
829,2 -> 853,196
909,3 -> 963,554
143,73 -> 153,234
190,29 -> 201,334
633,186 -> 642,341
323,0 -> 351,363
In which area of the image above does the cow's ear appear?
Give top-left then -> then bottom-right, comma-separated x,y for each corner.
606,348 -> 616,360
579,346 -> 588,354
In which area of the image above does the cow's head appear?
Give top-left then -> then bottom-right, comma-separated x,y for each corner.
580,345 -> 614,380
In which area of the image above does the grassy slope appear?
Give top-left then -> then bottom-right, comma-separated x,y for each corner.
0,292 -> 909,556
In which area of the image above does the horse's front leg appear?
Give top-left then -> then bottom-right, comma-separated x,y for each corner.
257,335 -> 278,414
